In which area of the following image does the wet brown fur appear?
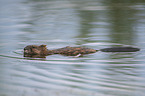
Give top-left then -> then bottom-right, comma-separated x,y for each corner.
51,46 -> 97,56
24,45 -> 97,57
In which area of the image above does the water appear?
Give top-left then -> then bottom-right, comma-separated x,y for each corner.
0,0 -> 145,96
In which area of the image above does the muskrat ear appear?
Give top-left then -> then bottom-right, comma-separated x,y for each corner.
40,45 -> 47,47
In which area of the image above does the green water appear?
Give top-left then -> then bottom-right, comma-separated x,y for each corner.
0,0 -> 145,96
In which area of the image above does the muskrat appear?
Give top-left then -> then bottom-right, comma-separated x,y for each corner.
23,45 -> 140,58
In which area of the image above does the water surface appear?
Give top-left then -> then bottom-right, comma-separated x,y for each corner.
0,0 -> 145,96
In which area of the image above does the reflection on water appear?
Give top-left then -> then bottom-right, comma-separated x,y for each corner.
0,0 -> 145,96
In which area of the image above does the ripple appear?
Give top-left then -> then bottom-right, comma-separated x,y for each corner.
1,0 -> 145,95
1,45 -> 145,96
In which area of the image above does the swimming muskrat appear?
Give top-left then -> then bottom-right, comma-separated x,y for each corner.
23,45 -> 140,58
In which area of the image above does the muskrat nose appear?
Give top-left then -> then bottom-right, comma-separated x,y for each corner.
24,50 -> 29,53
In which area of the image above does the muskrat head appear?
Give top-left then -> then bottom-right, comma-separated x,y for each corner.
24,45 -> 47,55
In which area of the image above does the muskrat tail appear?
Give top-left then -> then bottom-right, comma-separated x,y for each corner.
100,47 -> 140,52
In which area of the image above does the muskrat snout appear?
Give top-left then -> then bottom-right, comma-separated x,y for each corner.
24,49 -> 29,54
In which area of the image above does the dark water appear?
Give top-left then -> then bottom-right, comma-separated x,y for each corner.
0,0 -> 145,96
